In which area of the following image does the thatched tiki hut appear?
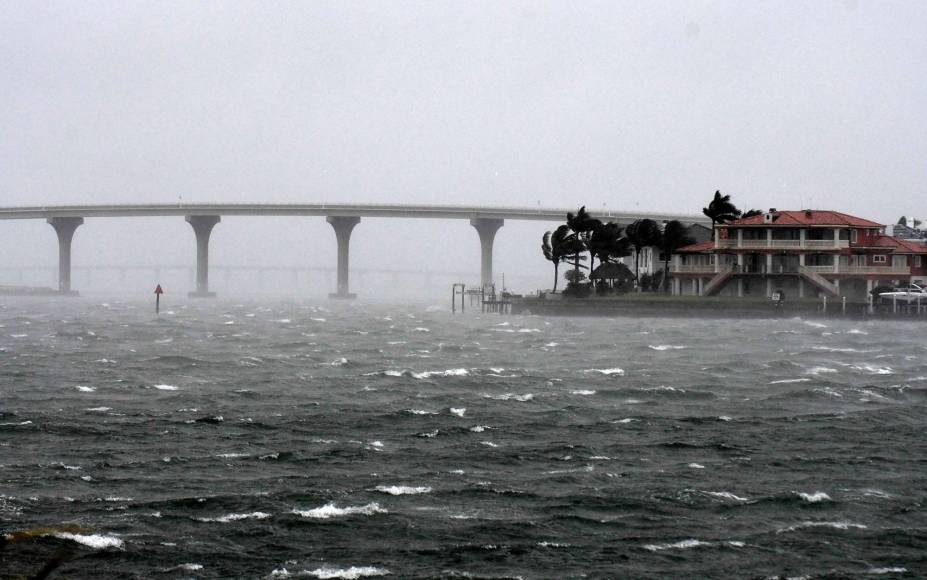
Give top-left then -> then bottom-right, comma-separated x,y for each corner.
590,262 -> 634,292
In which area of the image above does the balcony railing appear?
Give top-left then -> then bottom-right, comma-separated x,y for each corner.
714,239 -> 850,250
802,264 -> 910,275
671,263 -> 732,274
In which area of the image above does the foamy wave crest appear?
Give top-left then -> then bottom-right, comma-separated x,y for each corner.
75,386 -> 96,392
450,408 -> 466,417
292,502 -> 386,519
868,568 -> 907,575
482,393 -> 534,402
644,538 -> 744,551
587,368 -> 625,376
649,345 -> 687,351
704,491 -> 749,502
374,485 -> 431,495
796,491 -> 832,503
154,384 -> 179,391
196,511 -> 271,523
851,364 -> 894,375
54,532 -> 123,549
303,566 -> 391,579
769,378 -> 811,384
411,369 -> 468,379
778,521 -> 867,533
571,390 -> 596,396
805,366 -> 838,376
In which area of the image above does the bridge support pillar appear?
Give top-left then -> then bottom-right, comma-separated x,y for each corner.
327,216 -> 360,299
186,215 -> 220,298
47,217 -> 83,295
470,218 -> 504,290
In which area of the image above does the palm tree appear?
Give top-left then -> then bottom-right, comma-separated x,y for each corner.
657,220 -> 695,292
588,222 -> 631,272
702,190 -> 741,240
624,218 -> 661,286
742,209 -> 763,218
567,206 -> 603,271
541,225 -> 583,293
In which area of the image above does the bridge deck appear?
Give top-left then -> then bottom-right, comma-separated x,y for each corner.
0,203 -> 708,225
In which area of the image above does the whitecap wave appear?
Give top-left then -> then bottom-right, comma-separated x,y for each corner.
587,368 -> 625,376
154,384 -> 179,391
571,390 -> 596,396
302,566 -> 390,579
778,520 -> 867,533
482,393 -> 533,402
292,502 -> 385,519
797,491 -> 831,503
649,345 -> 687,351
449,408 -> 466,417
805,366 -> 838,375
411,369 -> 468,379
54,532 -> 123,549
196,511 -> 271,523
374,485 -> 431,495
704,491 -> 749,502
769,378 -> 811,384
851,364 -> 893,375
75,386 -> 96,392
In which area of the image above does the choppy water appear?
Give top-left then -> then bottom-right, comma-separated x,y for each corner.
1,298 -> 925,579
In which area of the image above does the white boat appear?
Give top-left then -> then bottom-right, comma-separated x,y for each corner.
879,283 -> 927,302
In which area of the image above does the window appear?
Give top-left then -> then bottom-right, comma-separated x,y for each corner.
851,230 -> 858,243
916,256 -> 922,268
873,255 -> 887,263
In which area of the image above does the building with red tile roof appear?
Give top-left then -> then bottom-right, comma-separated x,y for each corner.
670,209 -> 927,301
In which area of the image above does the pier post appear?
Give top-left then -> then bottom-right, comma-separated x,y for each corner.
470,218 -> 504,290
327,216 -> 361,299
47,217 -> 84,295
186,215 -> 221,298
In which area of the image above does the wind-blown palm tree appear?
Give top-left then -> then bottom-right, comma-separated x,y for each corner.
567,206 -> 603,271
541,225 -> 583,293
741,209 -> 763,218
658,220 -> 695,292
702,191 -> 741,240
624,218 -> 661,286
587,221 -> 626,271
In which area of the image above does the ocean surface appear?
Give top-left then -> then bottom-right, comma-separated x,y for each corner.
1,297 -> 925,579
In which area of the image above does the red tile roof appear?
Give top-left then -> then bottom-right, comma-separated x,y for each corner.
730,210 -> 882,228
871,236 -> 927,254
677,241 -> 714,253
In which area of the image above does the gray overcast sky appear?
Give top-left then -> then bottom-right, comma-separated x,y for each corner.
0,1 -> 925,296
3,0 -> 925,218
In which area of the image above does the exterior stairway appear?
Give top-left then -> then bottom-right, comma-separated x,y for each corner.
798,266 -> 840,296
703,270 -> 735,296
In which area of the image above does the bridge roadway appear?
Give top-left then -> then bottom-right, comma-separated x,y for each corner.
0,203 -> 708,298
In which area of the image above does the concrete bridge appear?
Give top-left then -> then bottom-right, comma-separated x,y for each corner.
0,203 -> 707,297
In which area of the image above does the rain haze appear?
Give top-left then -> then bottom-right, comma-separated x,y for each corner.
4,4 -> 927,578
1,1 -> 925,296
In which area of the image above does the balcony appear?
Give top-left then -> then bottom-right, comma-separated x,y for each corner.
714,239 -> 849,250
802,264 -> 910,275
671,264 -> 732,274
